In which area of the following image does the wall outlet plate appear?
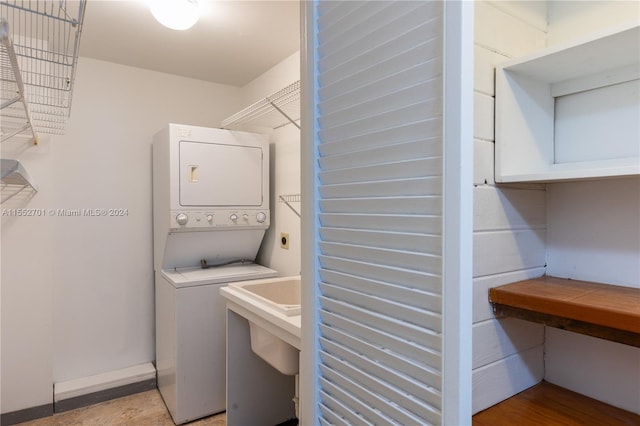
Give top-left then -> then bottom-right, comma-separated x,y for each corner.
280,232 -> 289,249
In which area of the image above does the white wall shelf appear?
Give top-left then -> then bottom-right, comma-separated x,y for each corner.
1,158 -> 37,203
0,0 -> 86,136
1,18 -> 37,145
222,80 -> 300,130
495,23 -> 639,182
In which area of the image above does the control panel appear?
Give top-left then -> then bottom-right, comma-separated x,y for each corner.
170,209 -> 270,230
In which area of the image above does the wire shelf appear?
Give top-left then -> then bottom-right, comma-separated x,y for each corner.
1,18 -> 37,143
279,194 -> 300,203
1,158 -> 36,203
0,0 -> 86,134
222,80 -> 301,130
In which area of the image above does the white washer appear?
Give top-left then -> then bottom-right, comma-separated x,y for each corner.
155,264 -> 276,424
152,124 -> 275,424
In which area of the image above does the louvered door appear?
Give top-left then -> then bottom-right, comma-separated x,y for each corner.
301,1 -> 473,424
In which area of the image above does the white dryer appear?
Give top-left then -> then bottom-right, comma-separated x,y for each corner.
152,124 -> 276,424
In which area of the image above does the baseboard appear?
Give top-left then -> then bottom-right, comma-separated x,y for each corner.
1,404 -> 53,426
0,363 -> 157,424
54,378 -> 156,413
54,362 -> 157,413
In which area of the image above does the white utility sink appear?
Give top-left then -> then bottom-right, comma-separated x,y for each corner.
226,276 -> 301,375
229,276 -> 301,316
248,322 -> 299,375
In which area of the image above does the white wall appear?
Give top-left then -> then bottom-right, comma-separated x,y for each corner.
241,52 -> 300,108
547,0 -> 639,45
543,3 -> 640,413
1,57 -> 242,413
471,1 -> 548,414
256,123 -> 301,277
546,179 -> 640,286
1,137 -> 56,414
545,178 -> 640,413
241,52 -> 301,277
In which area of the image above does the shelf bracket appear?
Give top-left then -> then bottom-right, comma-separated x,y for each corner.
268,99 -> 300,130
279,194 -> 301,218
1,94 -> 21,110
1,123 -> 32,143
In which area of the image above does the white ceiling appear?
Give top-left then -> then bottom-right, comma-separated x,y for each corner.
79,1 -> 300,87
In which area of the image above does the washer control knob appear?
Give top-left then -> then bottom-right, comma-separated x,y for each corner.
176,213 -> 189,225
256,211 -> 267,223
242,213 -> 249,221
230,213 -> 238,221
206,214 -> 214,222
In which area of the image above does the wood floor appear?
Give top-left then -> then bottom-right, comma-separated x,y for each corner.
15,382 -> 640,425
473,381 -> 640,426
17,390 -> 226,426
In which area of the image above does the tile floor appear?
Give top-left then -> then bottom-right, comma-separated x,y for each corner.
18,390 -> 226,426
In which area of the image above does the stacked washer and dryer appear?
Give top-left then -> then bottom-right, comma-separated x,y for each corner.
152,124 -> 277,424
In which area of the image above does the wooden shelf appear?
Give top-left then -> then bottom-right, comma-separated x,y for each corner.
489,276 -> 640,347
473,381 -> 640,425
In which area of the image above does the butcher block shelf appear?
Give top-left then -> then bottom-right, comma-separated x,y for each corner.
489,276 -> 640,347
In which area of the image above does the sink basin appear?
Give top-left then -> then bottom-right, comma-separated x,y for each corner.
226,276 -> 301,375
249,322 -> 299,375
230,276 -> 301,316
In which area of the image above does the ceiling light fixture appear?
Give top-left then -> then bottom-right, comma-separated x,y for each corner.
150,0 -> 200,31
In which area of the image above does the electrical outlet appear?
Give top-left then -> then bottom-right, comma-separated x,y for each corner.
280,232 -> 289,249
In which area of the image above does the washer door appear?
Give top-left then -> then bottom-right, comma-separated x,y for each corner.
179,141 -> 263,207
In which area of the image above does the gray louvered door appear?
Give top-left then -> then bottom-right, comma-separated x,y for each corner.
301,1 -> 474,424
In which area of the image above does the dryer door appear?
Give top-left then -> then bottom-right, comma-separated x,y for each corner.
179,141 -> 263,206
